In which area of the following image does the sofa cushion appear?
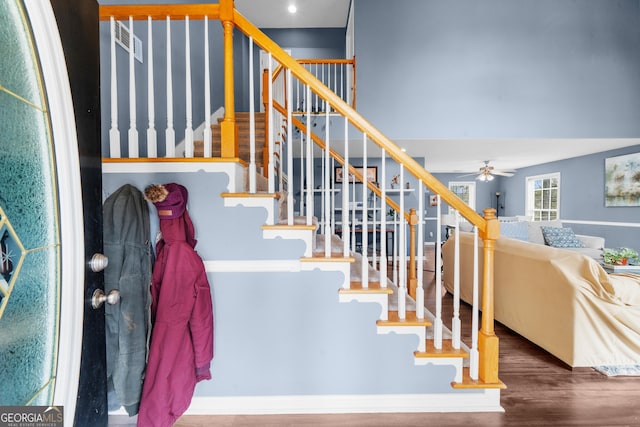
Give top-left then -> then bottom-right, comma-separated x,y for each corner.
527,220 -> 563,244
500,221 -> 529,242
541,226 -> 585,248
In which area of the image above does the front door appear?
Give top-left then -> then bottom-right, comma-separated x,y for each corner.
0,1 -> 105,426
49,1 -> 107,426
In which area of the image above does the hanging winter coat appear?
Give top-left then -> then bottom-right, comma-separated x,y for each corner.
138,183 -> 214,427
103,184 -> 153,416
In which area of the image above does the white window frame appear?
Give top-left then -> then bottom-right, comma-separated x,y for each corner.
448,181 -> 476,214
525,173 -> 561,221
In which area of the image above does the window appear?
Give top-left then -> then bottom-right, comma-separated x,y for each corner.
526,173 -> 560,221
448,181 -> 476,213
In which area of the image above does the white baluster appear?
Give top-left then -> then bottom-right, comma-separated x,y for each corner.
184,16 -> 194,158
342,118 -> 350,257
434,195 -> 443,349
416,181 -> 425,319
372,192 -> 377,270
128,17 -> 139,158
305,85 -> 313,226
286,69 -> 294,225
109,17 -> 120,158
203,16 -> 212,158
351,177 -> 356,254
248,36 -> 256,191
299,123 -> 304,217
165,16 -> 175,157
470,226 -> 480,380
268,53 -> 275,195
324,103 -> 331,258
147,17 -> 157,158
452,210 -> 461,349
398,164 -> 406,319
393,210 -> 398,287
361,133 -> 369,288
380,149 -> 387,285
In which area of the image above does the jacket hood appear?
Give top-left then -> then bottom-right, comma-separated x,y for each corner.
145,183 -> 197,248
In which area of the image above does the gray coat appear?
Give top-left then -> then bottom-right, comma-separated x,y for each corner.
103,184 -> 153,416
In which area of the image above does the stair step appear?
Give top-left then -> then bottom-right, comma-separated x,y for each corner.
376,311 -> 432,327
339,281 -> 393,294
414,339 -> 469,359
302,254 -> 355,263
451,367 -> 506,390
221,192 -> 279,199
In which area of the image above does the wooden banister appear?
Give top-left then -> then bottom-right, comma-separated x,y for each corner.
479,208 -> 500,384
220,0 -> 238,158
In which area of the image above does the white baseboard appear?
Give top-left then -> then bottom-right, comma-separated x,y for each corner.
182,392 -> 504,415
108,392 -> 503,425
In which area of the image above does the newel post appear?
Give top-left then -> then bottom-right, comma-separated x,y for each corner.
220,0 -> 238,158
479,208 -> 501,384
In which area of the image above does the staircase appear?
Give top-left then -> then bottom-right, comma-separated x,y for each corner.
102,161 -> 504,417
101,1 -> 505,416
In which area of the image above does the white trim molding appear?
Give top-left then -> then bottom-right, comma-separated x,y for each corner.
182,392 -> 504,415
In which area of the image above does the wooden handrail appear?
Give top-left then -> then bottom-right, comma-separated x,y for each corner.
232,9 -> 488,233
297,59 -> 355,65
99,4 -> 220,20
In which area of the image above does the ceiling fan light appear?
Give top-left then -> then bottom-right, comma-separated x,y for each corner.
486,174 -> 494,181
478,174 -> 487,182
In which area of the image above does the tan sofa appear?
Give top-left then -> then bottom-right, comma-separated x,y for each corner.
442,232 -> 640,367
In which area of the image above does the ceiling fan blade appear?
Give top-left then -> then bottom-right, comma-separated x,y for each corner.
457,173 -> 479,178
493,171 -> 515,177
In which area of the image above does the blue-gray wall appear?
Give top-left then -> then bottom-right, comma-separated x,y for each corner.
498,145 -> 640,249
355,0 -> 640,139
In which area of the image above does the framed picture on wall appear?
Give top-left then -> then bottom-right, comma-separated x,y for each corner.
605,152 -> 640,207
448,181 -> 476,213
335,166 -> 377,184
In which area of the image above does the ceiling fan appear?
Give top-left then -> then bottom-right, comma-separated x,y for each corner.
459,161 -> 516,181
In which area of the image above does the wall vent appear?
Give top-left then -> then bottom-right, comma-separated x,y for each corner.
114,20 -> 143,63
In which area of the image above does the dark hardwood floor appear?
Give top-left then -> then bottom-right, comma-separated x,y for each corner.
176,268 -> 640,427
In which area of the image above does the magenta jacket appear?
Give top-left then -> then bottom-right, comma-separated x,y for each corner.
137,209 -> 214,427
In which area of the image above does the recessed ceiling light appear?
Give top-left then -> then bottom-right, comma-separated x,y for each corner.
288,4 -> 297,14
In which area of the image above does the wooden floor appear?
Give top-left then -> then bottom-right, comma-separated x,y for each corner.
175,269 -> 640,427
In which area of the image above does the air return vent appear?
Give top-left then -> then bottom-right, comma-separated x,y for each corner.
114,20 -> 143,63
